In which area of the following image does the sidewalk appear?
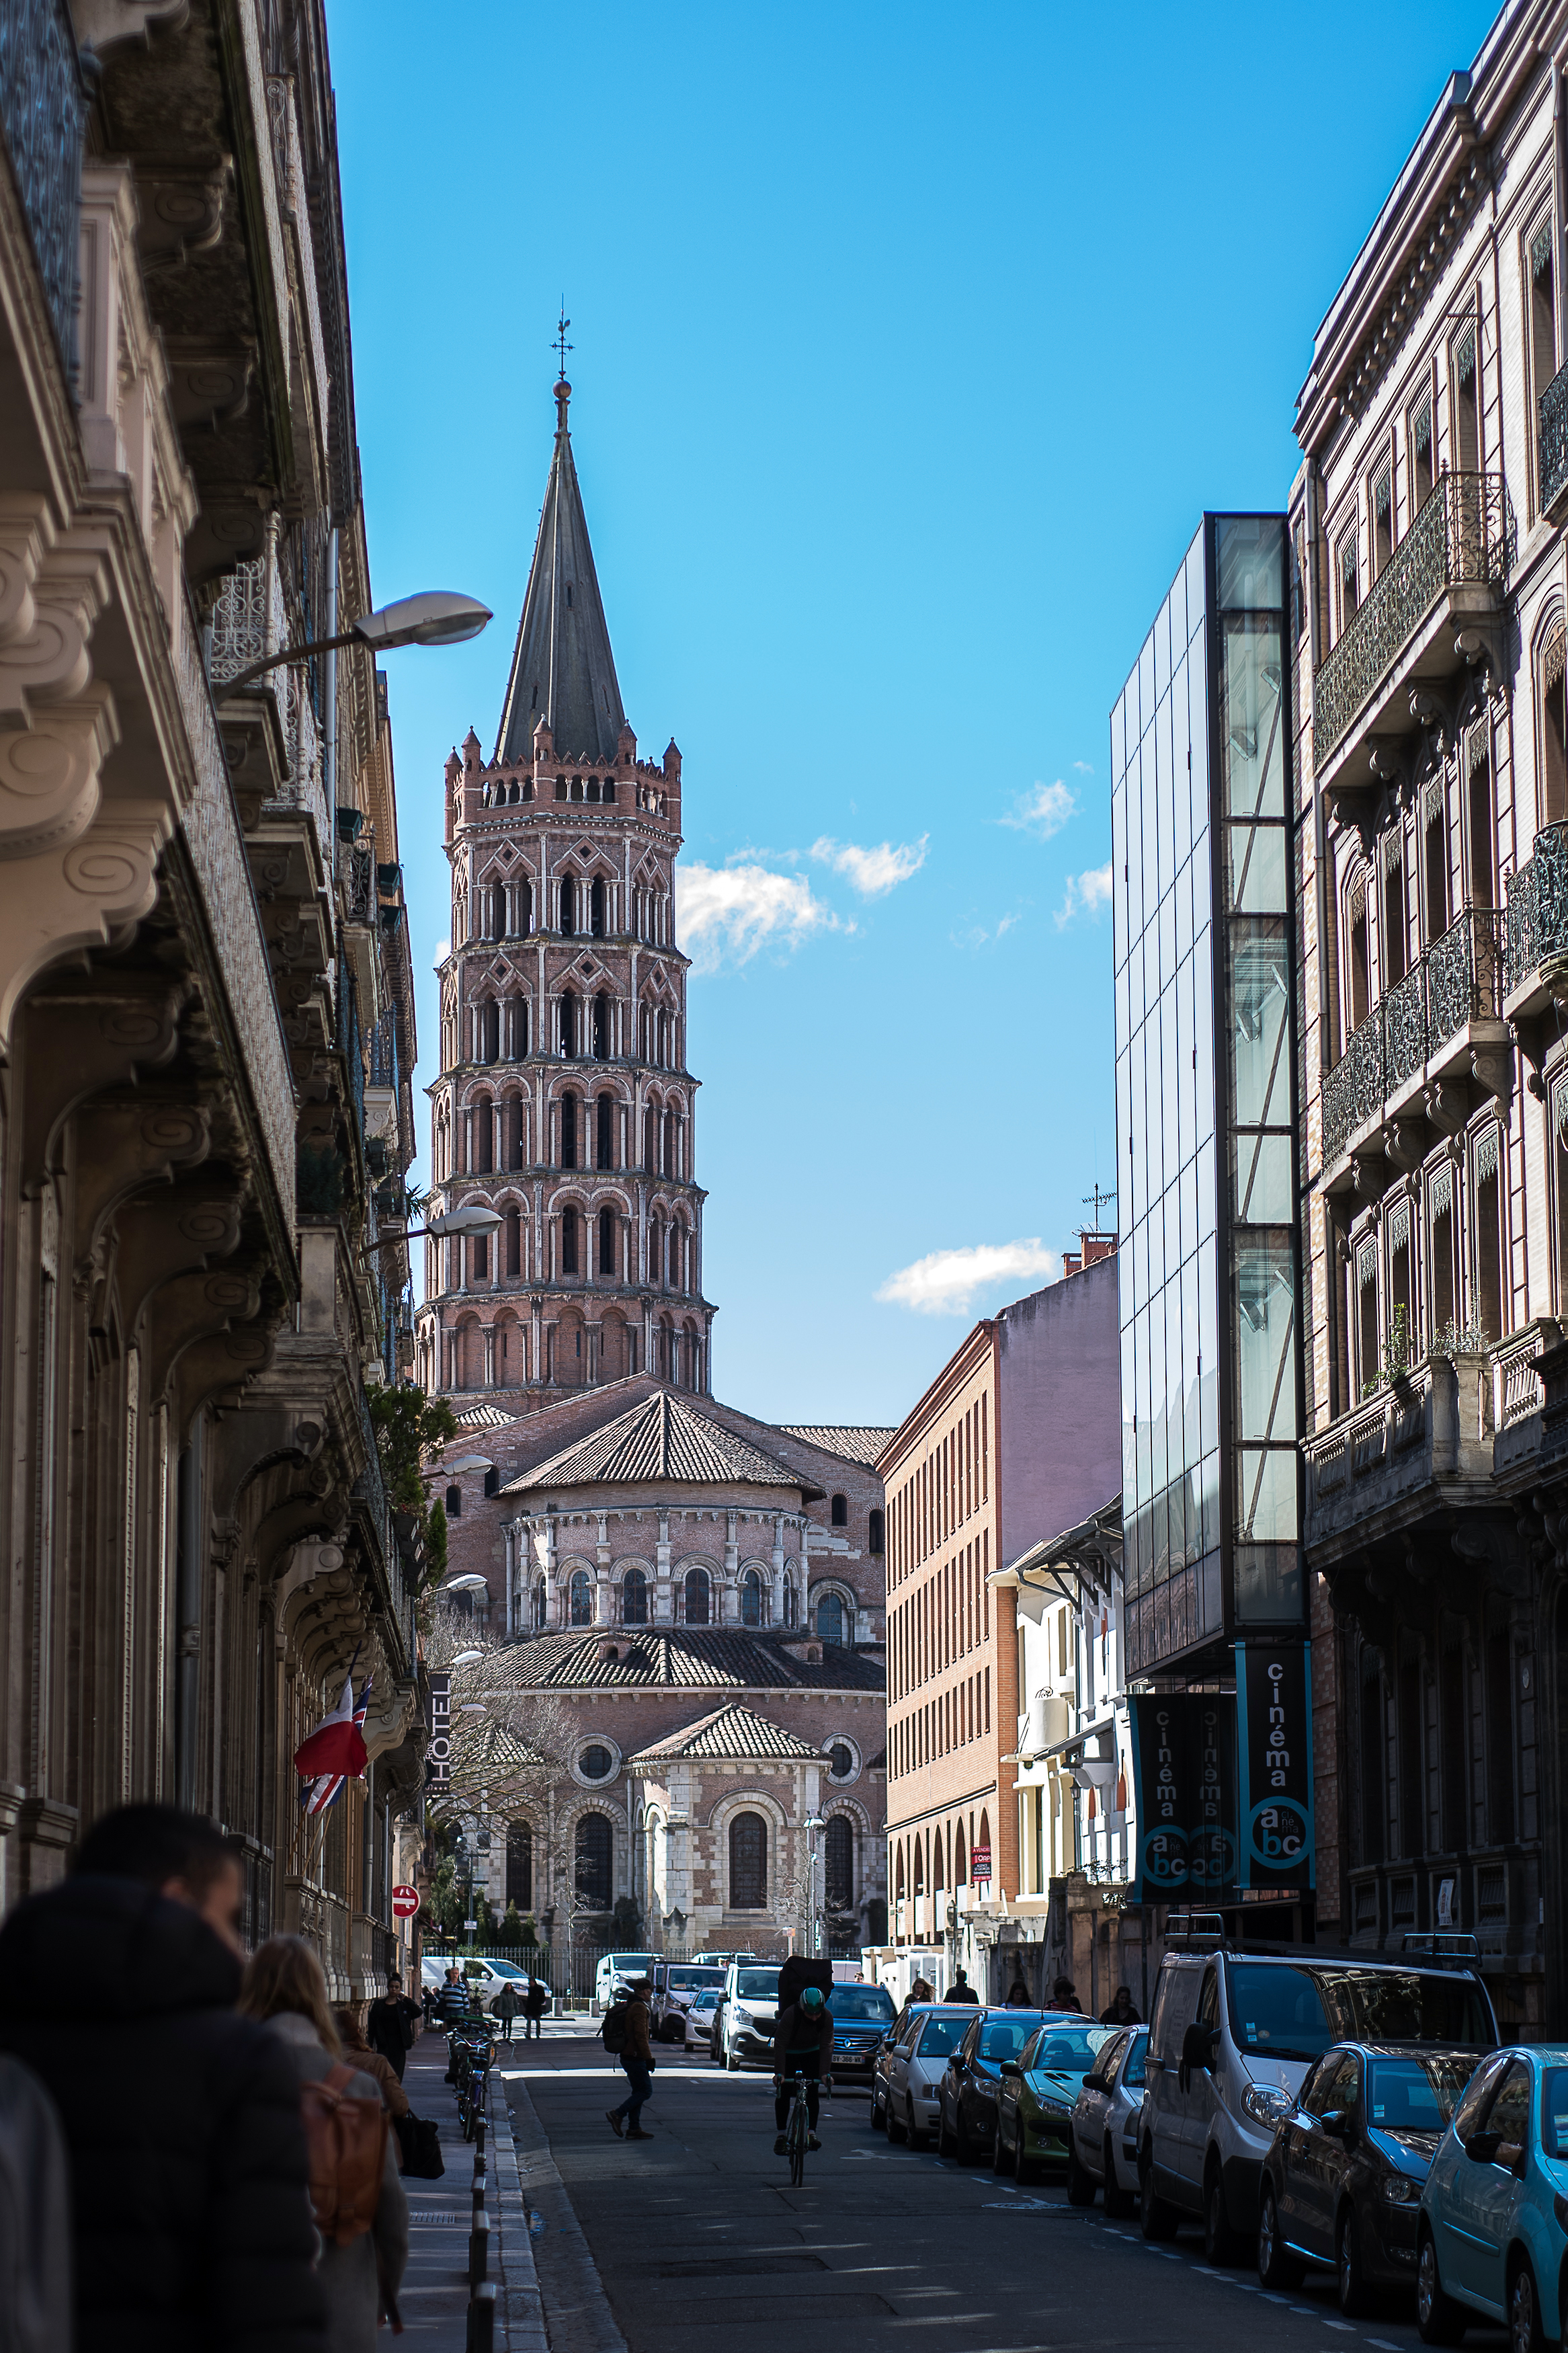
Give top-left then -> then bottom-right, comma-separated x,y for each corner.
395,2030 -> 546,2350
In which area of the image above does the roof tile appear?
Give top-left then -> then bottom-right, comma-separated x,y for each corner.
500,1626 -> 884,1693
500,1390 -> 804,1495
628,1702 -> 825,1765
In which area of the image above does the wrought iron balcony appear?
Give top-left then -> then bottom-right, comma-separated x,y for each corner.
1312,472 -> 1515,768
1321,906 -> 1505,1169
1540,360 -> 1568,515
1305,1353 -> 1492,1557
0,0 -> 86,370
1504,822 -> 1568,998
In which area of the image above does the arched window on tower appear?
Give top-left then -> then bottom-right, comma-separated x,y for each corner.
504,1208 -> 521,1279
559,877 -> 576,936
561,1204 -> 579,1275
569,1569 -> 593,1626
446,1484 -> 462,1518
519,879 -> 532,936
684,1566 -> 711,1624
532,1577 -> 547,1630
662,1108 -> 674,1175
816,1590 -> 847,1646
481,1001 -> 499,1063
598,1207 -> 616,1278
830,1494 -> 848,1527
869,1509 -> 885,1556
560,1092 -> 578,1169
741,1568 -> 765,1627
596,1092 -> 614,1170
590,877 -> 606,937
592,992 -> 609,1059
643,1105 -> 655,1172
622,1566 -> 648,1625
730,1812 -> 768,1909
650,1219 -> 664,1288
560,994 -> 577,1059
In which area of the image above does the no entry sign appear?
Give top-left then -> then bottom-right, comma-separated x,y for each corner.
391,1884 -> 419,1920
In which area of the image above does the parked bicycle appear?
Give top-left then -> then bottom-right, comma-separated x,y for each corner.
447,2021 -> 495,2142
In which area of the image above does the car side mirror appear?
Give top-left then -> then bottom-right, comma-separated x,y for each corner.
999,2061 -> 1022,2079
1082,2071 -> 1105,2091
1321,2108 -> 1354,2141
1462,2130 -> 1501,2167
950,2053 -> 966,2073
1178,2022 -> 1217,2091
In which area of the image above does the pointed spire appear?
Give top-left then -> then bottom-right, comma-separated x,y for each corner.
494,377 -> 627,767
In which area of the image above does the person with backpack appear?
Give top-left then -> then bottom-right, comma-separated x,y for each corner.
333,2008 -> 409,2120
603,1977 -> 655,2141
0,1802 -> 329,2352
241,1936 -> 408,2353
771,1983 -> 833,2155
364,1973 -> 419,2081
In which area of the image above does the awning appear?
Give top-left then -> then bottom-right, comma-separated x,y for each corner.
988,1496 -> 1122,1620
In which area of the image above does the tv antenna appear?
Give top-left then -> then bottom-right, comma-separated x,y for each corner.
1083,1181 -> 1118,1226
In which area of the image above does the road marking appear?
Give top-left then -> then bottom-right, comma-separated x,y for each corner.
886,2318 -> 996,2329
1321,2325 -> 1355,2334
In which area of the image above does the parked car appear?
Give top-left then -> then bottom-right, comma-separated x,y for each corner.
873,2006 -> 972,2148
651,1961 -> 728,2042
1415,2042 -> 1568,2348
1066,2025 -> 1149,2212
421,1957 -> 530,2016
682,1989 -> 723,2052
825,1981 -> 897,2081
993,2018 -> 1111,2183
593,1951 -> 657,2011
936,2008 -> 1046,2163
1253,2040 -> 1479,2312
1137,1922 -> 1498,2262
713,1961 -> 782,2070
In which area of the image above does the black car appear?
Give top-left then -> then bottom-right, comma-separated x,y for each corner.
823,1982 -> 896,2079
1257,2040 -> 1481,2315
936,2007 -> 1045,2163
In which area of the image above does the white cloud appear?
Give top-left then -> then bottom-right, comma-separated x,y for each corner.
676,861 -> 841,974
951,910 -> 1022,951
809,834 -> 928,897
876,1238 -> 1060,1317
1072,759 -> 1094,776
1001,779 -> 1076,838
1055,862 -> 1114,929
434,938 -> 450,966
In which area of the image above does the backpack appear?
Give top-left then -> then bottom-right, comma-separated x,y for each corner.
602,2001 -> 630,2054
300,2063 -> 388,2244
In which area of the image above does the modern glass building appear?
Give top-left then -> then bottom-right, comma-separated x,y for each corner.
1112,516 -> 1305,1679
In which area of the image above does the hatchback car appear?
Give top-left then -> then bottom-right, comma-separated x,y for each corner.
873,2006 -> 971,2147
937,2009 -> 1046,2163
1067,2025 -> 1149,2212
1255,2042 -> 1479,2313
651,1962 -> 727,2043
1415,2042 -> 1568,2348
682,1989 -> 723,2052
993,2018 -> 1110,2182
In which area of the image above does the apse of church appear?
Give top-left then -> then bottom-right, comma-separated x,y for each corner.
415,374 -> 711,1410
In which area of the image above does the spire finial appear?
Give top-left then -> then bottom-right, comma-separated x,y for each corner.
554,306 -> 573,432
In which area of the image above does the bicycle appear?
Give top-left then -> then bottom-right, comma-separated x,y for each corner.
779,2071 -> 831,2187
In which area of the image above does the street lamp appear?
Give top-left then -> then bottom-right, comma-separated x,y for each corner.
223,589 -> 492,695
802,1812 -> 825,1958
443,1574 -> 489,1595
360,1202 -> 501,1264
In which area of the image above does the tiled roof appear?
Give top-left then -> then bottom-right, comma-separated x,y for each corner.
499,1626 -> 885,1693
499,1390 -> 804,1495
776,1426 -> 897,1467
629,1702 -> 825,1765
452,1402 -> 521,1431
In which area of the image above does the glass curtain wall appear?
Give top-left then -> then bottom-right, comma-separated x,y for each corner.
1112,516 -> 1303,1676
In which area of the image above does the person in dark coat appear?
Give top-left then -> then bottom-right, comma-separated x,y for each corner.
945,1968 -> 979,2003
772,1983 -> 833,2153
364,1973 -> 418,2080
0,1802 -> 327,2353
523,1975 -> 548,2039
1100,1985 -> 1141,2026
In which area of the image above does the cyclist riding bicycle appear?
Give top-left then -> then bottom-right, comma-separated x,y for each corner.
772,1982 -> 833,2155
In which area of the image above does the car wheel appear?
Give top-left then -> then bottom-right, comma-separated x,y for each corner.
1416,2231 -> 1468,2345
936,2108 -> 954,2160
869,2082 -> 884,2131
993,2119 -> 1016,2176
1066,2142 -> 1097,2206
1104,2137 -> 1135,2220
886,2093 -> 907,2144
1203,2163 -> 1244,2266
1015,2136 -> 1038,2188
1337,2206 -> 1370,2319
724,2036 -> 738,2073
1257,2181 -> 1304,2291
1139,2155 -> 1179,2242
906,2099 -> 930,2153
1510,2257 -> 1544,2353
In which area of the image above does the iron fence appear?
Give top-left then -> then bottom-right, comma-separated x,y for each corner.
0,0 -> 84,371
1321,906 -> 1505,1166
1542,361 -> 1568,514
1505,822 -> 1568,995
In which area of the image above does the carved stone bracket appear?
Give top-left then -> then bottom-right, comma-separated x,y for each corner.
0,792 -> 172,1045
17,969 -> 190,1188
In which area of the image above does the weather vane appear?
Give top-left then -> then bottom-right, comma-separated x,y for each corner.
554,305 -> 573,380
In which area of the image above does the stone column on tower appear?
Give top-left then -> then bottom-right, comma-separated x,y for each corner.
417,374 -> 714,1415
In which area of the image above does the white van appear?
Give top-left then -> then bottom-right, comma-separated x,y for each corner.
1137,1919 -> 1497,2262
594,1950 -> 657,2012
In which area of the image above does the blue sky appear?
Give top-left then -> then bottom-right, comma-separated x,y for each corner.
329,0 -> 1496,1429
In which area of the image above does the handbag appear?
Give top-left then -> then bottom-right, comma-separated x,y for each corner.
395,2112 -> 444,2179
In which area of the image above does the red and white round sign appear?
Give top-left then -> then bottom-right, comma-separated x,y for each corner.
391,1884 -> 419,1920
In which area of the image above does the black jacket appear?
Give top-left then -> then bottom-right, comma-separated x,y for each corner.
0,1875 -> 328,2353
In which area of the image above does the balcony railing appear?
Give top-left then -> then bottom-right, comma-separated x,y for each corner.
1541,361 -> 1568,514
1321,906 -> 1505,1167
1313,471 -> 1515,767
1504,822 -> 1568,995
0,0 -> 85,370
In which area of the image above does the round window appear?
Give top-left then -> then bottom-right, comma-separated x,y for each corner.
827,1742 -> 854,1780
580,1743 -> 614,1781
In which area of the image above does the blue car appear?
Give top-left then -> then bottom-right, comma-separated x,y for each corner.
1417,2042 -> 1568,2348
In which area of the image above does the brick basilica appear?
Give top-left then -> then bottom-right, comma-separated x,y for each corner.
418,374 -> 889,1955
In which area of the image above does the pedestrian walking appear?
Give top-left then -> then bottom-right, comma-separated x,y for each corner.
365,1972 -> 419,2081
334,2007 -> 411,2120
1005,1973 -> 1032,2007
524,1974 -> 549,2039
493,1981 -> 521,2042
604,1976 -> 656,2141
1100,1985 -> 1141,2026
1048,1975 -> 1082,2013
0,1802 -> 329,2353
241,1936 -> 408,2353
945,1968 -> 979,2004
909,1977 -> 934,2005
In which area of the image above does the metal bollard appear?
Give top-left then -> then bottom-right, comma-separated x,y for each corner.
468,2206 -> 490,2288
465,2280 -> 496,2353
471,2182 -> 486,2213
474,2112 -> 487,2157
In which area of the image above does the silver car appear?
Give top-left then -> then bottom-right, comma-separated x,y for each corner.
872,2005 -> 973,2150
1068,2024 -> 1147,2213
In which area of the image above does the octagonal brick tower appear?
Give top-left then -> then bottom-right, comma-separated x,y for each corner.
415,376 -> 713,1410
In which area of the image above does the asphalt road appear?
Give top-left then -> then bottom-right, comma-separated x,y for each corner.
499,2029 -> 1508,2353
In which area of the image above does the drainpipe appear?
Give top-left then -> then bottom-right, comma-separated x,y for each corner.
175,1411 -> 205,1811
323,528 -> 340,842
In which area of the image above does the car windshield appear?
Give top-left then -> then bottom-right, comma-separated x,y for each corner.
486,1962 -> 527,1980
1227,1964 -> 1493,2064
1367,2054 -> 1477,2130
829,1987 -> 895,2024
606,1954 -> 654,1972
1028,2026 -> 1110,2075
1121,2031 -> 1148,2087
735,1970 -> 780,2001
1542,2069 -> 1568,2157
917,2015 -> 968,2058
667,1967 -> 725,1991
689,1992 -> 720,2012
979,2014 -> 1042,2061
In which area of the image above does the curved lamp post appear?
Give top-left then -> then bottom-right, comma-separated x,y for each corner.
224,589 -> 493,695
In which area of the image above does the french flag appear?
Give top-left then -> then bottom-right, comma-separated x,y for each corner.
296,1672 -> 372,1814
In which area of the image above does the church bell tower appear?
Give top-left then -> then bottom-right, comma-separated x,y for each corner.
415,375 -> 712,1409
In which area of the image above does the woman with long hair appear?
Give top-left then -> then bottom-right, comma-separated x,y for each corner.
241,1937 -> 408,2352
